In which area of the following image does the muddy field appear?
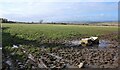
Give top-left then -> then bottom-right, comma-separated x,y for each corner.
2,36 -> 119,69
2,24 -> 119,69
2,46 -> 119,69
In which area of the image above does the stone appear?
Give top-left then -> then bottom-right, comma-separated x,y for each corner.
78,62 -> 84,68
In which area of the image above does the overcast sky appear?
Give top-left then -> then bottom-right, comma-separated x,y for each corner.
0,0 -> 119,22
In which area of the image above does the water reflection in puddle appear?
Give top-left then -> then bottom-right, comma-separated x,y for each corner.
70,40 -> 112,48
98,40 -> 112,48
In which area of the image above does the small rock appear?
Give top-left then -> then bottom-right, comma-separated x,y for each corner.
78,62 -> 84,68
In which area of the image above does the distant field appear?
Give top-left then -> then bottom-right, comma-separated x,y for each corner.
2,23 -> 118,47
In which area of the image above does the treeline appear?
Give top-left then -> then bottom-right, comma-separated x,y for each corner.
0,18 -> 67,24
1,18 -> 116,26
0,18 -> 90,25
0,18 -> 16,23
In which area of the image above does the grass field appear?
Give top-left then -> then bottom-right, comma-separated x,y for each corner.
2,23 -> 118,47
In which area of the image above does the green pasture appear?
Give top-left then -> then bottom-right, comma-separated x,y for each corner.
2,23 -> 118,46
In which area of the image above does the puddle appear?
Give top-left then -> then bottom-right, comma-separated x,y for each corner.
70,40 -> 112,48
98,40 -> 112,48
71,40 -> 81,46
40,40 -> 113,48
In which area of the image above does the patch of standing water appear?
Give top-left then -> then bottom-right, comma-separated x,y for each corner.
98,40 -> 112,48
70,40 -> 112,48
40,40 -> 113,48
71,40 -> 81,46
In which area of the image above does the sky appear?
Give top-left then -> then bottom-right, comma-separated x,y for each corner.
0,0 -> 119,22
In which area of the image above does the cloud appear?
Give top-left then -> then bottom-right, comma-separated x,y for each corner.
0,2 -> 118,22
0,2 -> 58,17
0,10 -> 8,17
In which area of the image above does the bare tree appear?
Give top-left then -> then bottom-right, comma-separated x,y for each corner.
39,20 -> 43,24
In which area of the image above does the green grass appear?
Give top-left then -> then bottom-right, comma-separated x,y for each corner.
2,23 -> 118,46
